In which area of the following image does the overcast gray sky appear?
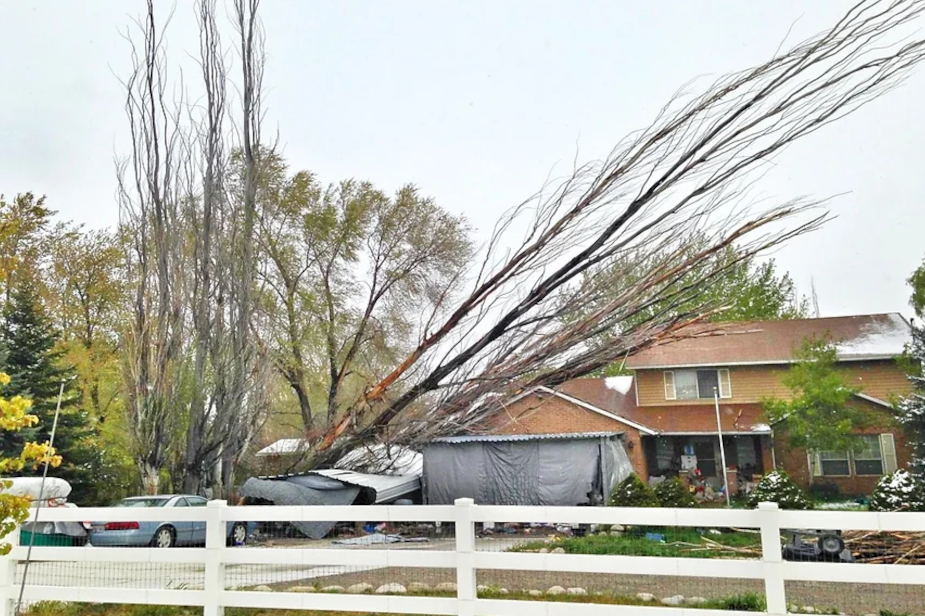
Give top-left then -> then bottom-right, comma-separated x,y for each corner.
1,1 -> 923,318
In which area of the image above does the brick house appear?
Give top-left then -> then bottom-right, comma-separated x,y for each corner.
490,313 -> 914,496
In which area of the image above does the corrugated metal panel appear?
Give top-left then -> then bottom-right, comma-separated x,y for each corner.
428,431 -> 622,444
309,469 -> 421,503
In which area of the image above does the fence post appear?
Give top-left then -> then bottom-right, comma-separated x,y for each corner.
204,500 -> 227,616
454,498 -> 477,616
0,526 -> 20,616
758,502 -> 787,615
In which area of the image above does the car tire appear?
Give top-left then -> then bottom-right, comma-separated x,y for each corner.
152,526 -> 175,548
228,523 -> 247,547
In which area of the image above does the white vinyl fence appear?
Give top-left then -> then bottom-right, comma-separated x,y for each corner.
2,499 -> 924,616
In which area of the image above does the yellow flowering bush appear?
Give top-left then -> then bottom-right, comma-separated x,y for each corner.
0,371 -> 60,555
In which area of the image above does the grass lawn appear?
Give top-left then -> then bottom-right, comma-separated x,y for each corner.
508,526 -> 763,558
22,589 -> 773,616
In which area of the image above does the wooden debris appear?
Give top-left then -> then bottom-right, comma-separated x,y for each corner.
842,531 -> 925,565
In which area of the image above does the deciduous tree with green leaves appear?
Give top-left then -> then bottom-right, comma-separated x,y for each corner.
764,338 -> 868,454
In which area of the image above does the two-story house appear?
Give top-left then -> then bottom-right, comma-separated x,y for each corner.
490,313 -> 913,495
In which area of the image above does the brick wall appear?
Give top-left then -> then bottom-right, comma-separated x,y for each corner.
492,392 -> 648,477
772,402 -> 911,497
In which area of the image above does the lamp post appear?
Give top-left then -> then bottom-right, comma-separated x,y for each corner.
714,388 -> 731,507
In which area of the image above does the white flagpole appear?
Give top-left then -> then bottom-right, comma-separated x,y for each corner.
715,388 -> 731,507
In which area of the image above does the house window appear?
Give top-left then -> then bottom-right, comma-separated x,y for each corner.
813,434 -> 899,478
664,369 -> 732,400
854,435 -> 884,476
819,450 -> 850,476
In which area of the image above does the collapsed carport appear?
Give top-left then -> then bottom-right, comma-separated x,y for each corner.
238,469 -> 421,539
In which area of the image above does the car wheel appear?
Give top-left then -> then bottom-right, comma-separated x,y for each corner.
152,526 -> 175,548
229,523 -> 247,546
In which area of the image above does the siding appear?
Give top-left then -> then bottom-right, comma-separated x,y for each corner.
635,360 -> 911,406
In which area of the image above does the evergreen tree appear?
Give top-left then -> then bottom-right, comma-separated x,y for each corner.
0,281 -> 98,503
898,321 -> 925,480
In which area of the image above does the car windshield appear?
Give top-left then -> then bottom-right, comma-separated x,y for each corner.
116,498 -> 170,508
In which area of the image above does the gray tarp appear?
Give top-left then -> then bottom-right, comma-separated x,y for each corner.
239,477 -> 360,539
423,435 -> 633,506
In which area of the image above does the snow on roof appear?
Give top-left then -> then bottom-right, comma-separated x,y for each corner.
835,313 -> 911,360
335,444 -> 423,476
604,375 -> 634,395
255,438 -> 310,457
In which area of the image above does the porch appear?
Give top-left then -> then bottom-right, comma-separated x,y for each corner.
641,433 -> 774,497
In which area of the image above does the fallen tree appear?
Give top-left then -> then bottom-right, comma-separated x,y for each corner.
301,0 -> 925,467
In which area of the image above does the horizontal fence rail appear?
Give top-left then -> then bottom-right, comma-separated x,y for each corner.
1,499 -> 923,616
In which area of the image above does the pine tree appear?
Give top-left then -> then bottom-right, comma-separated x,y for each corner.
898,321 -> 925,481
0,281 -> 98,503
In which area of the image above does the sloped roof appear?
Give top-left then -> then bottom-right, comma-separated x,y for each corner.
430,431 -> 623,444
626,313 -> 911,370
549,377 -> 770,434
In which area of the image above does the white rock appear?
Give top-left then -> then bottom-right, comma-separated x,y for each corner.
801,607 -> 815,614
547,586 -> 567,595
252,585 -> 272,592
539,547 -> 549,553
407,582 -> 432,592
346,583 -> 374,594
499,588 -> 509,594
551,547 -> 566,554
435,582 -> 458,592
528,590 -> 544,597
288,586 -> 316,593
661,595 -> 685,606
477,585 -> 490,592
321,586 -> 345,593
789,605 -> 800,613
610,530 -> 624,537
687,597 -> 707,605
376,583 -> 407,594
567,588 -> 588,596
636,592 -> 656,602
611,524 -> 626,532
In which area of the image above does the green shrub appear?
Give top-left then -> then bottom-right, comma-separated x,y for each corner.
654,477 -> 696,507
869,469 -> 925,512
609,474 -> 660,507
747,470 -> 811,509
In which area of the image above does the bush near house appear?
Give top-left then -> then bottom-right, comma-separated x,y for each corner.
746,471 -> 811,510
868,469 -> 925,512
609,474 -> 659,507
654,477 -> 697,508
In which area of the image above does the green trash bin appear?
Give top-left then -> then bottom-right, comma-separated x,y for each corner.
19,529 -> 75,547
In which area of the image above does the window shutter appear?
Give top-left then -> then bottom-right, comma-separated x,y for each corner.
718,369 -> 732,399
664,371 -> 677,400
880,433 -> 898,474
810,451 -> 822,477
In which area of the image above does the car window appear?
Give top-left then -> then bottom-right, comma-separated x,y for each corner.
174,498 -> 189,507
187,497 -> 208,507
117,498 -> 170,508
